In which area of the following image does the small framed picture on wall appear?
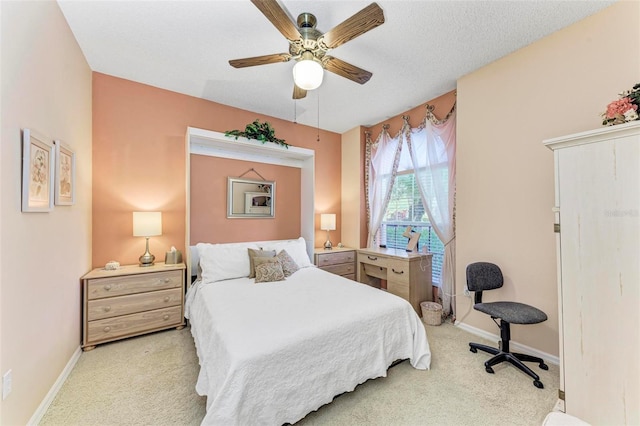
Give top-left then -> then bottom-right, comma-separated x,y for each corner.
21,129 -> 55,212
54,140 -> 75,205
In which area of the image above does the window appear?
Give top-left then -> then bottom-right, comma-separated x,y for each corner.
379,171 -> 445,285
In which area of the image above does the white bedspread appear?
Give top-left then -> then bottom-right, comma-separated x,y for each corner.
186,267 -> 430,425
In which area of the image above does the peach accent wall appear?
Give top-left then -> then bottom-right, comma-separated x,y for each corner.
0,2 -> 92,424
93,74 -> 341,268
456,1 -> 639,356
190,155 -> 301,244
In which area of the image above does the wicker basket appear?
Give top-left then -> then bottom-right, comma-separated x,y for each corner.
420,301 -> 443,326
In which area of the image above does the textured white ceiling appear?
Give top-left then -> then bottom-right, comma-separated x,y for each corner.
57,0 -> 614,133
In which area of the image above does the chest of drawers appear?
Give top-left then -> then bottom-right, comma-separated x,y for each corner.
314,248 -> 356,280
81,262 -> 186,350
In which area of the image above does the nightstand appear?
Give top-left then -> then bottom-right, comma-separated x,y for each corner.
314,247 -> 356,280
81,262 -> 186,351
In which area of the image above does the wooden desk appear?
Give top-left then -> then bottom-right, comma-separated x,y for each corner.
357,247 -> 432,314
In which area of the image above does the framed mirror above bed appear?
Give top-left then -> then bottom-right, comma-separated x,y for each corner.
227,177 -> 275,218
187,127 -> 316,282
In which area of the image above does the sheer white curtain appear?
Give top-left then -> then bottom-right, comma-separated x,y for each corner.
405,109 -> 456,316
365,129 -> 402,248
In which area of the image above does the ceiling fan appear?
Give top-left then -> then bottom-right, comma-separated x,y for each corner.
229,0 -> 385,99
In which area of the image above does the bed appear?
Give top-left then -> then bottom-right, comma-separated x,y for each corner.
185,238 -> 431,425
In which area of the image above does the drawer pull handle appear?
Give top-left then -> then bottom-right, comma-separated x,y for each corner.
163,296 -> 170,302
391,268 -> 404,275
163,314 -> 170,320
367,256 -> 378,261
103,306 -> 111,312
163,278 -> 171,283
103,326 -> 111,332
104,284 -> 112,291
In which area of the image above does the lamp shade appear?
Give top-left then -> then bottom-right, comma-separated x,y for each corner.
320,213 -> 336,231
133,211 -> 162,237
292,57 -> 324,91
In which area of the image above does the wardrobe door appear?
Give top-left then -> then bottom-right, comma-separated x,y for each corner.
556,129 -> 639,425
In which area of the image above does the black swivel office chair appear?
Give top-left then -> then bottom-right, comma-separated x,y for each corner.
466,262 -> 548,388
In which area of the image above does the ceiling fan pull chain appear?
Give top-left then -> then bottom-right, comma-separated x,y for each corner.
317,91 -> 320,142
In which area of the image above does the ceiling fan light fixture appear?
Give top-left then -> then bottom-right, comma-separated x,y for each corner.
229,1 -> 384,99
293,55 -> 324,91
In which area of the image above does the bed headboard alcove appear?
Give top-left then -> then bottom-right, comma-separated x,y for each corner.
185,127 -> 315,279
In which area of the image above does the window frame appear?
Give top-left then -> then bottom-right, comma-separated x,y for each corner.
378,169 -> 446,286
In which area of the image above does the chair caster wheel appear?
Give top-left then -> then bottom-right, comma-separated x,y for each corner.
539,363 -> 549,370
470,347 -> 477,353
485,366 -> 494,374
534,380 -> 544,389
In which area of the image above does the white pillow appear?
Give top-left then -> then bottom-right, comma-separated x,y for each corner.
196,241 -> 259,283
261,237 -> 313,268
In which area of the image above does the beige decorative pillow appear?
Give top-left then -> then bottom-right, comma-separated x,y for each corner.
248,248 -> 276,278
254,259 -> 285,283
276,249 -> 299,277
253,256 -> 279,268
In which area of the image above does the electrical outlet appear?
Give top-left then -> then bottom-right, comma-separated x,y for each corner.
2,369 -> 12,400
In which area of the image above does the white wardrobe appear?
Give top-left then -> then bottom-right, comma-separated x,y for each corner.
544,121 -> 639,425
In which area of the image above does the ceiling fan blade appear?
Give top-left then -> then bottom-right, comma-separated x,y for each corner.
250,0 -> 301,42
320,3 -> 384,50
229,53 -> 291,68
293,84 -> 307,100
323,56 -> 372,85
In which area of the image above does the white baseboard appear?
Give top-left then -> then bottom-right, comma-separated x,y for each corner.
28,345 -> 82,426
455,321 -> 560,366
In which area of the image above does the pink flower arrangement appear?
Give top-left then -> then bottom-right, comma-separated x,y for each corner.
602,83 -> 640,126
605,98 -> 637,118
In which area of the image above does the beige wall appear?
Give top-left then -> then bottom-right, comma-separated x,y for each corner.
0,1 -> 92,424
93,74 -> 342,268
340,126 -> 364,249
456,1 -> 639,356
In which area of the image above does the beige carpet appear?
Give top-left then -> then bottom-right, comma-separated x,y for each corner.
40,321 -> 559,425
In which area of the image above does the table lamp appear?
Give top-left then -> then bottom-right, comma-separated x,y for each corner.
133,211 -> 162,267
320,213 -> 336,250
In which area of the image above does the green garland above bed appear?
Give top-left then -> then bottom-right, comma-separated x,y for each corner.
225,119 -> 289,149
